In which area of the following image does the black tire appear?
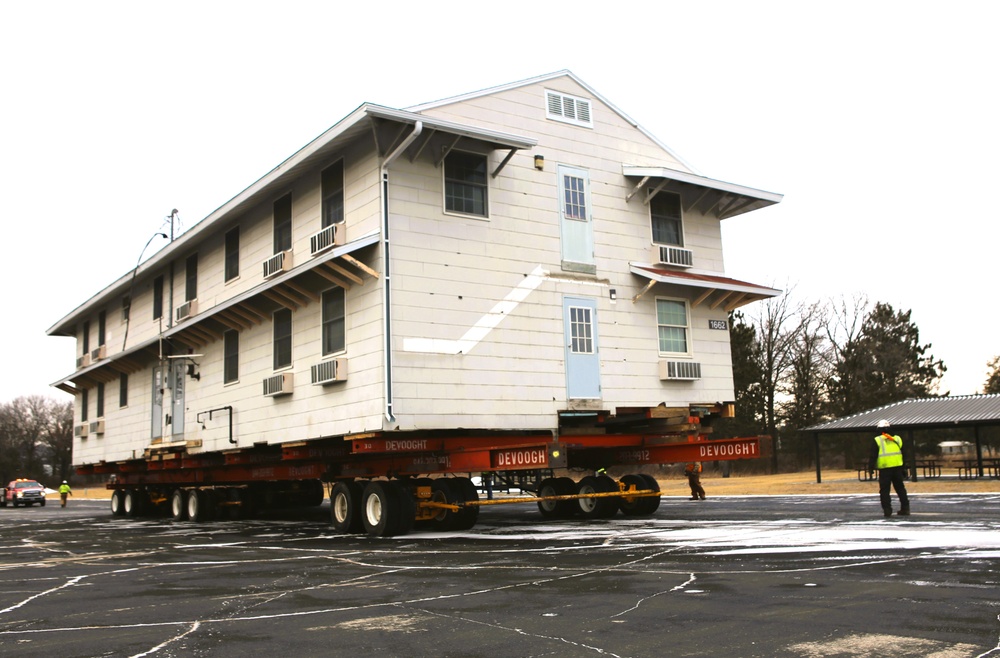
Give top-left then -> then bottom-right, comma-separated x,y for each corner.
187,489 -> 208,522
447,478 -> 479,530
110,489 -> 125,516
331,481 -> 364,534
362,481 -> 400,537
40,499 -> 46,507
11,497 -> 19,508
619,474 -> 660,516
637,473 -> 661,514
123,490 -> 143,517
391,481 -> 416,536
171,489 -> 188,521
577,475 -> 619,519
537,477 -> 578,519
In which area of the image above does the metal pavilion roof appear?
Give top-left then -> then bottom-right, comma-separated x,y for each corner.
803,394 -> 1000,433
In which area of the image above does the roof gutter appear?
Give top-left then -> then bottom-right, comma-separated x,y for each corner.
379,120 -> 423,424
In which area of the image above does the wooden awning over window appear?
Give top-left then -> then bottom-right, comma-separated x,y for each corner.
629,263 -> 781,311
622,165 -> 782,219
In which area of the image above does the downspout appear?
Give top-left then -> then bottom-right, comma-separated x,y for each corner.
380,120 -> 423,423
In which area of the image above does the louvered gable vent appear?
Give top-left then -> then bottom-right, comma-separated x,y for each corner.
545,90 -> 592,127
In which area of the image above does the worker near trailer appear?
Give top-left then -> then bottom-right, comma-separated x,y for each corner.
684,462 -> 706,500
868,420 -> 910,517
59,481 -> 72,507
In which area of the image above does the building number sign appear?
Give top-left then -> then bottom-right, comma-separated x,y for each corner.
708,319 -> 728,330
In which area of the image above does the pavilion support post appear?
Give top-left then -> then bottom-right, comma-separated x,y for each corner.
814,432 -> 822,484
975,425 -> 984,478
907,429 -> 917,482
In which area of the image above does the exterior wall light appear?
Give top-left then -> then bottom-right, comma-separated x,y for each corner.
534,154 -> 544,170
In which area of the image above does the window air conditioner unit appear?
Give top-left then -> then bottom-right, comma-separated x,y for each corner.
263,250 -> 292,279
176,299 -> 198,322
659,360 -> 702,381
652,244 -> 694,268
91,345 -> 107,361
263,372 -> 293,397
76,354 -> 91,369
74,424 -> 89,438
310,358 -> 347,385
89,419 -> 105,434
309,224 -> 344,256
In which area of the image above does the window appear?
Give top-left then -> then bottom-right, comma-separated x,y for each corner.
224,330 -> 239,384
444,151 -> 488,217
119,372 -> 128,408
651,192 -> 683,246
274,195 -> 292,254
322,161 -> 344,227
569,306 -> 594,354
225,227 -> 240,282
562,172 -> 588,220
185,254 -> 198,302
81,321 -> 90,354
121,295 -> 130,322
81,389 -> 89,423
153,276 -> 164,320
96,382 -> 105,418
98,310 -> 106,346
656,298 -> 689,354
273,309 -> 292,370
545,90 -> 593,127
322,288 -> 346,355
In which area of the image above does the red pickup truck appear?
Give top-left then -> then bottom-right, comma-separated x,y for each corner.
1,479 -> 47,507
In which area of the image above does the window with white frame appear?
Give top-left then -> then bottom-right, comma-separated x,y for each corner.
273,309 -> 292,370
656,298 -> 690,354
545,90 -> 593,128
444,151 -> 488,217
650,192 -> 683,246
321,287 -> 346,356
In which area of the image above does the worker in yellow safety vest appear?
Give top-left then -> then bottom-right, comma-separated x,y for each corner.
868,420 -> 910,517
59,481 -> 72,507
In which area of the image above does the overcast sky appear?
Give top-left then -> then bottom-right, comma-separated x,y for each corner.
2,1 -> 997,404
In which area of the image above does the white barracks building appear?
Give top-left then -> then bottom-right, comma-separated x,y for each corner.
48,71 -> 781,471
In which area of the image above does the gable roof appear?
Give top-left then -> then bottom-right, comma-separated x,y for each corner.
803,394 -> 1000,433
407,69 -> 699,174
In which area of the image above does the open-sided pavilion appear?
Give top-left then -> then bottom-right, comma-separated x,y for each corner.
802,394 -> 1000,483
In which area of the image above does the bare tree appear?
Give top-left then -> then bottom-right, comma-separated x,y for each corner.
746,287 -> 804,472
779,301 -> 831,467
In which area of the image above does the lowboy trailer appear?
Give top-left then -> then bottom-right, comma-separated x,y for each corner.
79,407 -> 769,537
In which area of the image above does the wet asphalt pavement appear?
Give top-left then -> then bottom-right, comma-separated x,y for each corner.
1,492 -> 999,658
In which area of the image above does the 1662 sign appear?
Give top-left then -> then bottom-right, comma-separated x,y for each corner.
708,319 -> 728,330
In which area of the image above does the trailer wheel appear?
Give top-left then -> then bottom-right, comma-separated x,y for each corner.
537,477 -> 577,519
637,474 -> 661,514
110,489 -> 126,516
361,481 -> 399,537
577,475 -> 619,519
449,477 -> 480,531
187,489 -> 209,522
123,490 -> 143,517
171,489 -> 188,521
618,474 -> 659,516
331,481 -> 364,534
391,481 -> 416,536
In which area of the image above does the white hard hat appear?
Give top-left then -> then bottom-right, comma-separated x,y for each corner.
876,419 -> 891,428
